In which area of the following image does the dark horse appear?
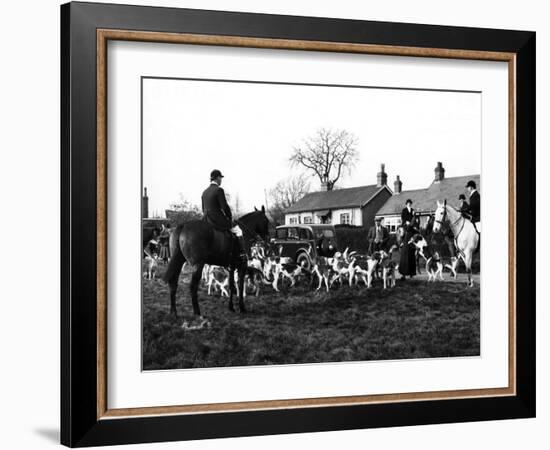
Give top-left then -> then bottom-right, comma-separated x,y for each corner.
162,207 -> 270,318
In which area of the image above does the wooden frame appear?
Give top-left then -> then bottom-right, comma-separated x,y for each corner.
61,2 -> 535,447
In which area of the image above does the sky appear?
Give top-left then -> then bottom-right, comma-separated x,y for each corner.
142,78 -> 481,217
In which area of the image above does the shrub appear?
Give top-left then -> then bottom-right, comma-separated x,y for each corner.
334,225 -> 369,253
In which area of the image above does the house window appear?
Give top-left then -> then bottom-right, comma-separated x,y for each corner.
340,213 -> 351,225
303,216 -> 313,224
289,217 -> 298,225
383,217 -> 401,233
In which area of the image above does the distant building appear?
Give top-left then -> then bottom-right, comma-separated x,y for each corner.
375,162 -> 480,233
284,164 -> 393,228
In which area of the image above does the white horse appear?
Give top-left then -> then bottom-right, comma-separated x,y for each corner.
432,200 -> 479,287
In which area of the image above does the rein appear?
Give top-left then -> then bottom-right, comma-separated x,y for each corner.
435,206 -> 463,228
235,216 -> 268,246
436,205 -> 467,257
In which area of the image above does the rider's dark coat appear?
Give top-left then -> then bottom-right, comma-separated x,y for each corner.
401,207 -> 415,228
468,190 -> 480,222
201,182 -> 233,231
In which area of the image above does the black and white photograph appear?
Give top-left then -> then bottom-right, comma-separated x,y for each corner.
141,76 -> 481,370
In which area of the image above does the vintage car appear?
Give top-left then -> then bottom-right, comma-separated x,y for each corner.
269,224 -> 338,270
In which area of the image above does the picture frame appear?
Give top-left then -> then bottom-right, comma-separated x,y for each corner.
61,1 -> 535,447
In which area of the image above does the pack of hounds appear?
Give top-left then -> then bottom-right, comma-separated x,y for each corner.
160,234 -> 461,297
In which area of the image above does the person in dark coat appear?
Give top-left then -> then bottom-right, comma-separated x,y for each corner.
399,199 -> 416,278
465,180 -> 480,234
201,169 -> 246,259
458,194 -> 470,215
400,199 -> 415,235
367,217 -> 389,254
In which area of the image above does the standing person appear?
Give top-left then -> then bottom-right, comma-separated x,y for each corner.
201,169 -> 247,260
367,217 -> 389,254
158,223 -> 171,264
399,199 -> 416,279
466,180 -> 480,233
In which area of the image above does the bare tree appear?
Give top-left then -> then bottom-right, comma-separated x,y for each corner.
268,176 -> 310,225
290,128 -> 358,191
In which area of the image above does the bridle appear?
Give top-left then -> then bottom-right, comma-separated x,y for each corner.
235,215 -> 269,246
435,201 -> 462,227
434,201 -> 466,251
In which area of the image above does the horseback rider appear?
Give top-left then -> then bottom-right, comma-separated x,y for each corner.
464,180 -> 480,234
458,194 -> 470,215
401,199 -> 417,239
201,169 -> 247,260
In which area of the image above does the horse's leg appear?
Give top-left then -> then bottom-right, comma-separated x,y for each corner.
190,263 -> 204,316
237,265 -> 247,313
463,251 -> 474,287
162,246 -> 186,317
228,266 -> 236,312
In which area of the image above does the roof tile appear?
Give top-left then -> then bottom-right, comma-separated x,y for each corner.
376,175 -> 480,216
286,184 -> 388,213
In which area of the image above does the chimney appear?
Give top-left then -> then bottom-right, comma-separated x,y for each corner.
142,187 -> 149,218
393,175 -> 402,194
320,173 -> 329,191
377,163 -> 387,187
434,162 -> 445,182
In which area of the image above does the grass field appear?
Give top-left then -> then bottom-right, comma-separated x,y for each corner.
142,266 -> 480,370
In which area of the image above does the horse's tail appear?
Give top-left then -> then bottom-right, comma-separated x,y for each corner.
162,227 -> 186,284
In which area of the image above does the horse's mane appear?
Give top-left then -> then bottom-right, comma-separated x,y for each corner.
445,204 -> 460,213
237,210 -> 261,222
437,203 -> 459,214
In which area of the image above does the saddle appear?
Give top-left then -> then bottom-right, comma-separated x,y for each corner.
461,212 -> 480,236
456,216 -> 480,253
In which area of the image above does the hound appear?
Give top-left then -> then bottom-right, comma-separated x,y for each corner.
248,256 -> 264,272
444,256 -> 459,279
351,252 -> 383,288
142,254 -> 159,280
262,256 -> 283,291
329,251 -> 356,287
201,263 -> 210,285
423,242 -> 459,280
425,251 -> 445,282
243,266 -> 266,297
206,265 -> 230,297
378,252 -> 397,289
250,242 -> 266,260
311,256 -> 332,292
